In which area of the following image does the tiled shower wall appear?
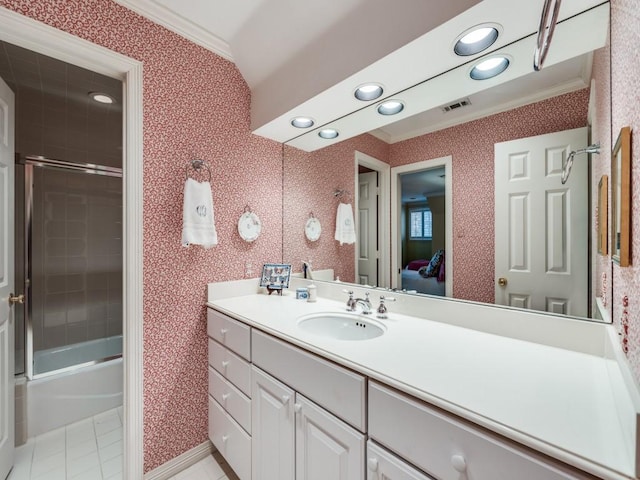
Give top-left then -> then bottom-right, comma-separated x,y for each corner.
30,167 -> 122,353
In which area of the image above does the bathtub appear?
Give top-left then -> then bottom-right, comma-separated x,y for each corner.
27,335 -> 123,437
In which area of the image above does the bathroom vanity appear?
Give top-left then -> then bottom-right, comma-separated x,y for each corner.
206,278 -> 640,480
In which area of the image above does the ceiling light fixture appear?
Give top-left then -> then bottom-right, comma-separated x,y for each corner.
470,56 -> 510,80
89,92 -> 115,104
377,100 -> 404,116
318,129 -> 339,139
354,84 -> 383,101
291,117 -> 315,128
454,24 -> 500,56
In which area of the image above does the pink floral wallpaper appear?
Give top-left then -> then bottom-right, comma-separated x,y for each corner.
0,0 -> 282,471
389,89 -> 590,304
608,0 -> 640,380
283,135 -> 389,282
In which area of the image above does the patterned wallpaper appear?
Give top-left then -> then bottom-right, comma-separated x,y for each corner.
4,0 -> 640,471
608,0 -> 640,380
283,135 -> 389,283
0,0 -> 283,471
389,89 -> 590,304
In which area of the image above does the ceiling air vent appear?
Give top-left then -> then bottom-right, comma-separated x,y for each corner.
441,97 -> 472,113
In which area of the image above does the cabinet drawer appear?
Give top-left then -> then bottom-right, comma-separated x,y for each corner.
252,329 -> 366,432
209,366 -> 251,434
367,441 -> 434,480
209,338 -> 251,397
207,309 -> 251,360
369,382 -> 591,480
209,396 -> 251,480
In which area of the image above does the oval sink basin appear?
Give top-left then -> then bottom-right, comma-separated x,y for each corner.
297,312 -> 386,341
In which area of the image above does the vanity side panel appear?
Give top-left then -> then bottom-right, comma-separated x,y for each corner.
251,329 -> 366,432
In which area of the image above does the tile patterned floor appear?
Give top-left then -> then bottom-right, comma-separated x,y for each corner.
8,405 -> 236,480
8,407 -> 123,480
168,451 -> 239,480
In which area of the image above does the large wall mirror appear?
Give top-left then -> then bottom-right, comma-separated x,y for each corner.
282,1 -> 612,322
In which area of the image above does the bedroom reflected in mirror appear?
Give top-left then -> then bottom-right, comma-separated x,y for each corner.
611,126 -> 631,266
598,175 -> 608,255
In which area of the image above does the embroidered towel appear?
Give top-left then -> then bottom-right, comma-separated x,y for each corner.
181,178 -> 218,248
334,202 -> 356,245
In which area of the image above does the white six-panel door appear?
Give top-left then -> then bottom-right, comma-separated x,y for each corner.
494,127 -> 588,317
0,75 -> 15,480
357,171 -> 378,286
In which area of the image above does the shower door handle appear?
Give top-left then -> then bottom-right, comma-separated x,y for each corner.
8,293 -> 25,306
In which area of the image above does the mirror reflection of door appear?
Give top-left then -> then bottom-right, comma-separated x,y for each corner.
494,127 -> 588,317
399,167 -> 447,296
357,167 -> 378,286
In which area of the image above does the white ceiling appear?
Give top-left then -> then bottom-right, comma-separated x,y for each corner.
113,0 -> 608,147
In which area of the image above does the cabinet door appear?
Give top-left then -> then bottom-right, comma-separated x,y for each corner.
252,366 -> 295,480
296,393 -> 365,480
367,441 -> 434,480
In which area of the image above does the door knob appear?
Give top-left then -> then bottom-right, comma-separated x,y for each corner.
497,277 -> 508,287
8,293 -> 25,306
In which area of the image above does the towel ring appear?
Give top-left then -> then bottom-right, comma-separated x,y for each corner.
185,159 -> 212,182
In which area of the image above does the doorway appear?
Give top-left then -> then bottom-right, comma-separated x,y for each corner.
0,8 -> 143,479
391,156 -> 453,296
354,151 -> 390,287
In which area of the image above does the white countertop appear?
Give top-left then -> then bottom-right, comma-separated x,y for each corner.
207,293 -> 637,480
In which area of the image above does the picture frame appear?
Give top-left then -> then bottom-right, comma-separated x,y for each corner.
611,126 -> 631,266
260,263 -> 292,292
597,175 -> 608,255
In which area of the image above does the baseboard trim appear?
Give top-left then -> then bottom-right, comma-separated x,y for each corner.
144,441 -> 214,480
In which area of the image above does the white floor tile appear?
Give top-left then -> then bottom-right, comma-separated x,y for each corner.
30,451 -> 65,478
96,427 -> 122,450
67,451 -> 101,478
98,440 -> 122,463
66,439 -> 98,462
100,454 -> 122,479
69,466 -> 103,480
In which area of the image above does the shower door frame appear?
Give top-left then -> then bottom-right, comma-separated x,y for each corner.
0,8 -> 144,478
19,155 -> 124,380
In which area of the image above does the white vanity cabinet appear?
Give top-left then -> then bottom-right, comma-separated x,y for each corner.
251,366 -> 295,480
207,309 -> 252,480
368,382 -> 595,480
366,441 -> 434,480
251,329 -> 366,480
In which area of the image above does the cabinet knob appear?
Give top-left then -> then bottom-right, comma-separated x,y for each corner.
282,395 -> 291,404
451,454 -> 467,472
222,393 -> 230,402
222,435 -> 229,443
294,403 -> 302,413
367,458 -> 379,472
220,328 -> 228,336
221,360 -> 229,369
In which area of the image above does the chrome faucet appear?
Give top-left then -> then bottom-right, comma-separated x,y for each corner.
354,292 -> 372,315
344,290 -> 357,311
376,296 -> 396,319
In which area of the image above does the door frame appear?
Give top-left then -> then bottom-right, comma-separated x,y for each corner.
354,151 -> 390,287
0,7 -> 144,479
391,156 -> 453,296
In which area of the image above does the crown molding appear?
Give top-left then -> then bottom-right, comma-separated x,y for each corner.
114,0 -> 233,61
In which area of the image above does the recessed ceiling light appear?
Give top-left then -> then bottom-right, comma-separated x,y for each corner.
470,56 -> 510,80
354,84 -> 383,101
454,24 -> 500,56
377,100 -> 404,116
291,117 -> 314,128
318,129 -> 339,139
89,92 -> 115,104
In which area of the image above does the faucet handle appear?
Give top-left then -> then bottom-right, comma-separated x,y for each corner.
376,296 -> 396,319
343,290 -> 356,311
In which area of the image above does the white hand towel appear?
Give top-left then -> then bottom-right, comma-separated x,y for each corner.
182,178 -> 218,248
334,202 -> 356,245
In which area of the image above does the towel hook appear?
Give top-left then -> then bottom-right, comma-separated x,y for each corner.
243,205 -> 252,213
185,159 -> 212,182
333,188 -> 351,199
